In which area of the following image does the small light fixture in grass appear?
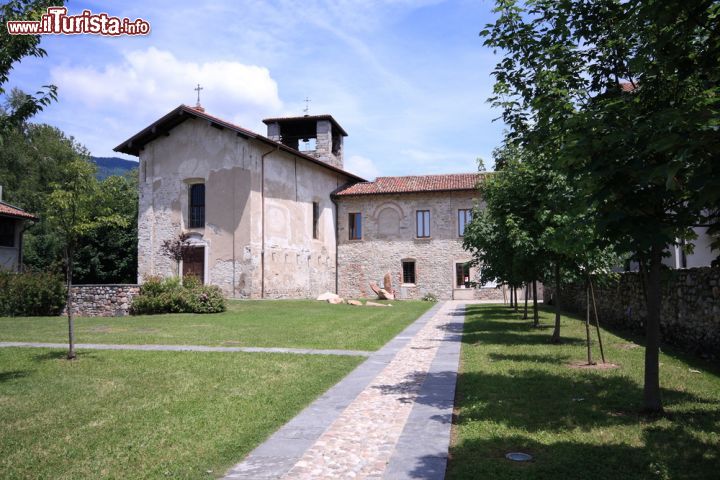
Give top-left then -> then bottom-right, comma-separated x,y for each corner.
505,452 -> 533,462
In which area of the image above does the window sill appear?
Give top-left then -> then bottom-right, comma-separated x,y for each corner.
401,283 -> 417,287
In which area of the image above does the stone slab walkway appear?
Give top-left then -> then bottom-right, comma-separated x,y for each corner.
0,342 -> 372,357
224,300 -> 466,480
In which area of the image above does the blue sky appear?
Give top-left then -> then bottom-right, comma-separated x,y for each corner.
9,0 -> 504,179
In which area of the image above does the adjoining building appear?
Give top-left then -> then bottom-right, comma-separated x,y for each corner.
115,105 -> 502,300
334,175 -> 502,300
0,187 -> 37,272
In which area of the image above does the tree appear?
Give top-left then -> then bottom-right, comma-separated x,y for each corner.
0,1 -> 63,140
73,172 -> 138,284
482,0 -> 720,412
47,156 -> 126,359
160,232 -> 192,278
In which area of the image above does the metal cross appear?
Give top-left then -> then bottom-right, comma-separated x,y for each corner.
194,83 -> 203,105
303,97 -> 311,114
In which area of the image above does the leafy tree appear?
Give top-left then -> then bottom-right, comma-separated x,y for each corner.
46,157 -> 126,359
73,172 -> 138,284
0,1 -> 63,140
482,0 -> 720,412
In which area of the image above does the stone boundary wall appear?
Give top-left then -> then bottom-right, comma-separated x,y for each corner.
543,267 -> 720,358
69,284 -> 140,317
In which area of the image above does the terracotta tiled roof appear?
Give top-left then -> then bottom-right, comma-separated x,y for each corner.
334,173 -> 484,196
0,201 -> 37,220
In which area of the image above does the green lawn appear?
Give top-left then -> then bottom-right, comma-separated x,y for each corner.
0,300 -> 432,351
0,347 -> 362,479
448,304 -> 720,480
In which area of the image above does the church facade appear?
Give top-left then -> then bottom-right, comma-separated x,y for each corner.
116,105 -> 503,300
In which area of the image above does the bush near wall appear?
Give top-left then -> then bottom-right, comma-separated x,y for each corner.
544,267 -> 720,358
130,276 -> 225,315
0,272 -> 66,316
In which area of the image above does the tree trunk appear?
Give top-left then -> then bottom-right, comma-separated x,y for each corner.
65,249 -> 76,360
523,283 -> 529,319
508,284 -> 514,309
643,244 -> 664,413
513,287 -> 518,312
551,262 -> 562,343
532,280 -> 539,327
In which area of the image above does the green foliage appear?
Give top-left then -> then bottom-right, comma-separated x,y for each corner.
0,271 -> 66,316
72,172 -> 138,284
421,292 -> 438,302
131,277 -> 226,315
0,1 -> 64,138
482,0 -> 720,411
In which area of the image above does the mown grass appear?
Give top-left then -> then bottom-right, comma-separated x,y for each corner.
0,347 -> 362,479
0,300 -> 432,351
447,304 -> 720,480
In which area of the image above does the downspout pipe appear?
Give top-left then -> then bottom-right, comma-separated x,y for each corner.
330,193 -> 340,295
260,145 -> 279,299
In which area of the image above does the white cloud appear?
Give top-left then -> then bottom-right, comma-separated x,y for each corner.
50,47 -> 283,125
345,154 -> 380,180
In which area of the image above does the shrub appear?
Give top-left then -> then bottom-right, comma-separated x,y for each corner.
131,277 -> 225,315
0,271 -> 66,316
421,292 -> 438,302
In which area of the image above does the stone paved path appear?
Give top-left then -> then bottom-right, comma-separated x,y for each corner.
224,300 -> 466,480
0,342 -> 372,357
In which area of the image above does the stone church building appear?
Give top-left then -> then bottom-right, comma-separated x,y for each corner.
116,105 -> 502,300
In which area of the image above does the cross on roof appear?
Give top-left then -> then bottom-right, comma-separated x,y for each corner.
194,83 -> 203,106
303,97 -> 311,115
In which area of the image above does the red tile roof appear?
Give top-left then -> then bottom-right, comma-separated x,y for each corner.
0,201 -> 37,220
334,173 -> 484,196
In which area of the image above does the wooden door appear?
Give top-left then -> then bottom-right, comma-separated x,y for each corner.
182,246 -> 204,283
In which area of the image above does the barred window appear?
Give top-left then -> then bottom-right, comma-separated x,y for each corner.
402,261 -> 416,284
189,184 -> 205,228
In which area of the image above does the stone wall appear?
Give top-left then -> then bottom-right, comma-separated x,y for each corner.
336,191 -> 504,301
543,267 -> 720,358
69,285 -> 140,317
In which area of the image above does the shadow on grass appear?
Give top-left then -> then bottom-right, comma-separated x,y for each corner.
536,305 -> 720,377
445,303 -> 720,479
32,350 -> 97,362
487,353 -> 572,365
454,368 -> 718,433
443,425 -> 719,480
0,370 -> 31,383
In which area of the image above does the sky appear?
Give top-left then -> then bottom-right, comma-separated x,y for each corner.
8,0 -> 505,180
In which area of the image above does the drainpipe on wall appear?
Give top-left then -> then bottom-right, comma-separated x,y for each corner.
331,180 -> 340,295
260,145 -> 279,299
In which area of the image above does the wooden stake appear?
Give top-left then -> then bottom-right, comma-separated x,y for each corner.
589,278 -> 606,364
585,282 -> 594,365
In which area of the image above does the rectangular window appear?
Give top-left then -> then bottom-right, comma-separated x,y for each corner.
312,202 -> 320,239
416,210 -> 430,238
0,218 -> 15,247
456,262 -> 471,288
189,184 -> 205,228
349,212 -> 362,240
458,209 -> 472,237
402,261 -> 416,284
